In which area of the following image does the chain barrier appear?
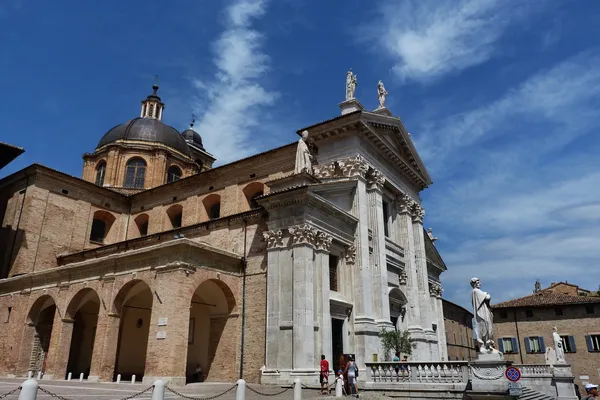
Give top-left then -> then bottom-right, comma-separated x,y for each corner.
0,388 -> 20,399
38,385 -> 153,400
166,383 -> 237,400
246,383 -> 295,396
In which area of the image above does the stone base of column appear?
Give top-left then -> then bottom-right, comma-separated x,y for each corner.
142,375 -> 186,386
376,319 -> 394,330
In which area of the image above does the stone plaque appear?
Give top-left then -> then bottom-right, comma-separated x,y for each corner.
156,331 -> 167,339
158,318 -> 168,326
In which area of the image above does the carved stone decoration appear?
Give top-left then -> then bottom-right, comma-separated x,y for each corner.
263,230 -> 284,249
429,282 -> 443,297
399,270 -> 408,285
339,155 -> 369,178
288,224 -> 317,246
344,245 -> 356,264
469,365 -> 505,380
412,203 -> 425,224
315,231 -> 333,251
396,194 -> 415,215
366,167 -> 385,189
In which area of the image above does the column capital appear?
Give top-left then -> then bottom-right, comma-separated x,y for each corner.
429,282 -> 443,298
366,167 -> 385,190
315,231 -> 333,252
399,270 -> 408,286
412,204 -> 425,224
288,224 -> 318,247
263,229 -> 284,249
344,244 -> 356,264
395,194 -> 415,214
313,154 -> 369,179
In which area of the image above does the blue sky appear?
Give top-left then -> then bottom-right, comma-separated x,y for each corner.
2,0 -> 600,309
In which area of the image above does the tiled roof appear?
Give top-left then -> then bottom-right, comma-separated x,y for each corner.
493,290 -> 600,309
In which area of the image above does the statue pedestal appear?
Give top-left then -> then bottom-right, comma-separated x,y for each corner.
468,353 -> 513,397
267,172 -> 320,193
338,98 -> 363,115
373,106 -> 393,117
553,363 -> 579,400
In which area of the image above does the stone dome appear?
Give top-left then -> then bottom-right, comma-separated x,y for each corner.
96,117 -> 191,156
181,127 -> 205,151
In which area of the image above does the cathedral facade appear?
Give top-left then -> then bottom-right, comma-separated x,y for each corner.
0,81 -> 447,385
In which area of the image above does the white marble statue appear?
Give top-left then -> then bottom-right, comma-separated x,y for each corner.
295,130 -> 313,174
545,346 -> 557,366
346,69 -> 357,100
470,277 -> 495,353
553,327 -> 565,363
377,80 -> 388,109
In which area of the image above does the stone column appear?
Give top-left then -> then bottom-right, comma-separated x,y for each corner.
366,168 -> 392,332
315,232 -> 333,369
89,312 -> 120,381
429,283 -> 447,360
395,195 -> 427,359
43,318 -> 75,380
263,230 -> 284,371
288,224 -> 317,371
412,204 -> 437,358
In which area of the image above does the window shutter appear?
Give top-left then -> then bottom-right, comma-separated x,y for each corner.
568,336 -> 576,353
511,338 -> 518,353
538,336 -> 545,352
498,339 -> 504,353
585,335 -> 594,352
525,337 -> 531,353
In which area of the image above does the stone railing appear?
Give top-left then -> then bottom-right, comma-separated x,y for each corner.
365,361 -> 469,384
514,364 -> 554,377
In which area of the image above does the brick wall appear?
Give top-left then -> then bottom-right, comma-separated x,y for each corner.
442,299 -> 476,361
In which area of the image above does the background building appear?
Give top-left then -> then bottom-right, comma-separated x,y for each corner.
442,299 -> 476,361
493,281 -> 600,393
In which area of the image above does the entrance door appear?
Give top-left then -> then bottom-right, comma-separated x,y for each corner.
331,318 -> 344,371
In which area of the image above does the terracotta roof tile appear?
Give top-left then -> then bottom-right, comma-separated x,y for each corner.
493,289 -> 600,309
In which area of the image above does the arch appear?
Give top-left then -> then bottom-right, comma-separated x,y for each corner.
389,287 -> 408,330
202,194 -> 221,220
243,182 -> 265,210
124,157 -> 147,189
90,210 -> 116,244
113,280 -> 153,382
186,279 -> 237,382
166,204 -> 183,229
65,289 -> 100,379
166,165 -> 182,183
27,295 -> 57,374
134,213 -> 149,237
95,161 -> 106,186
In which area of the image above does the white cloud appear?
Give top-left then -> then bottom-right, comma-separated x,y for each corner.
192,0 -> 277,164
377,0 -> 535,82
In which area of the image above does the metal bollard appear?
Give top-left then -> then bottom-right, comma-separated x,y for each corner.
36,371 -> 42,380
116,374 -> 121,384
79,373 -> 84,382
27,371 -> 33,379
294,378 -> 301,400
131,375 -> 136,384
18,378 -> 38,400
235,379 -> 246,400
335,378 -> 342,397
67,372 -> 72,381
151,380 -> 165,400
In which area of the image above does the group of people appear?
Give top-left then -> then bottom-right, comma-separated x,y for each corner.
319,354 -> 360,397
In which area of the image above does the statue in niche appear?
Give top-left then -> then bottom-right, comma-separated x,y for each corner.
553,327 -> 565,363
295,130 -> 313,174
377,80 -> 388,109
470,277 -> 496,354
346,69 -> 357,100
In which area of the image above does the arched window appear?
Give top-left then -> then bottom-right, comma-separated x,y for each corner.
89,210 -> 116,244
243,182 -> 265,210
202,194 -> 221,220
95,162 -> 106,186
124,158 -> 146,189
166,166 -> 182,183
134,213 -> 149,237
166,204 -> 183,229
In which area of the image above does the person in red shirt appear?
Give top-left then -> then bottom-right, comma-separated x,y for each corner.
320,354 -> 330,395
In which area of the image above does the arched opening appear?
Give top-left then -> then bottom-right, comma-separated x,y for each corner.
243,182 -> 264,210
389,287 -> 408,331
202,194 -> 221,220
186,280 -> 236,383
134,213 -> 149,237
124,158 -> 147,189
27,295 -> 57,375
95,162 -> 106,186
89,210 -> 116,244
166,165 -> 182,183
113,280 -> 153,382
166,204 -> 183,229
65,289 -> 100,379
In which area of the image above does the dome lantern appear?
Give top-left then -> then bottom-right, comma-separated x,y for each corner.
140,76 -> 165,120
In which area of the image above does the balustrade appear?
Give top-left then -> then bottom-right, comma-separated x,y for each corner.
514,364 -> 553,377
365,361 -> 469,384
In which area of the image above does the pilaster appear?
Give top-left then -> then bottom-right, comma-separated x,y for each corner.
263,230 -> 284,371
314,232 -> 333,369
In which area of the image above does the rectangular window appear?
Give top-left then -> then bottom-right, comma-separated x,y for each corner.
561,335 -> 576,353
329,255 -> 339,292
525,336 -> 545,353
586,334 -> 600,352
554,307 -> 563,316
382,201 -> 390,237
585,305 -> 595,315
525,309 -> 533,318
499,337 -> 518,354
